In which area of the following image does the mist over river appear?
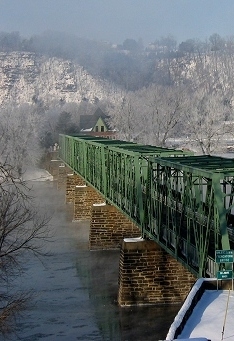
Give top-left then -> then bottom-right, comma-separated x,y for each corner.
13,179 -> 180,341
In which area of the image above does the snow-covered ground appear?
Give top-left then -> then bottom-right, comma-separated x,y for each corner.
22,167 -> 53,182
176,289 -> 234,341
167,279 -> 234,341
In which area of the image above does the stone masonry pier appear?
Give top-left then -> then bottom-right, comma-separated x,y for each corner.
118,239 -> 196,306
89,203 -> 141,250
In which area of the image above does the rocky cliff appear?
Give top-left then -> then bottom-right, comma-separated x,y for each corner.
0,51 -> 120,106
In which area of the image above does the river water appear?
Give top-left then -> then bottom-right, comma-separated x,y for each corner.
12,179 -> 180,341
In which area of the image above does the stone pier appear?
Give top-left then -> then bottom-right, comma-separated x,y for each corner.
73,185 -> 104,221
89,203 -> 141,250
118,239 -> 196,306
57,164 -> 70,189
66,173 -> 85,203
48,159 -> 62,179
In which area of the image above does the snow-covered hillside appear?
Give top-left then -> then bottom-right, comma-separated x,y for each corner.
0,51 -> 121,105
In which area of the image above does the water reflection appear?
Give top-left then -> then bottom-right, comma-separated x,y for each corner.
74,218 -> 181,340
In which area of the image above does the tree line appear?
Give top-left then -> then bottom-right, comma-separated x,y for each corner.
109,84 -> 233,155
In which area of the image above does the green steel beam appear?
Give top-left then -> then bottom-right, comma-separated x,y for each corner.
145,155 -> 234,277
58,134 -> 234,278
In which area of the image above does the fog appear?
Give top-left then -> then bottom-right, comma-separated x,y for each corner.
1,0 -> 234,45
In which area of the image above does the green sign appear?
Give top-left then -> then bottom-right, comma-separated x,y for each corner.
217,270 -> 233,280
215,250 -> 233,263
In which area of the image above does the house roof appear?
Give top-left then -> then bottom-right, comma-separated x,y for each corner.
80,108 -> 112,131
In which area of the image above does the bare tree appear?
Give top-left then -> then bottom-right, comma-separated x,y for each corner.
136,85 -> 188,146
0,161 -> 50,336
107,93 -> 144,141
0,103 -> 43,176
184,89 -> 232,154
107,85 -> 188,147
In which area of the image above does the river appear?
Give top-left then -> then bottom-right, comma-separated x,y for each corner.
12,179 -> 180,341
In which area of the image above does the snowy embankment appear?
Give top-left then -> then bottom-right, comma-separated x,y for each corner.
166,278 -> 205,340
166,277 -> 234,341
22,168 -> 53,182
175,289 -> 234,341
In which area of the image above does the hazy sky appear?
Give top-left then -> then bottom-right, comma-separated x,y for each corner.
1,0 -> 234,45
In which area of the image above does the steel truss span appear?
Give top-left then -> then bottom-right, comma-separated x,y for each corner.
59,134 -> 234,278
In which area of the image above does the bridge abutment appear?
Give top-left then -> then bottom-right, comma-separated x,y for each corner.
89,203 -> 141,250
118,239 -> 196,306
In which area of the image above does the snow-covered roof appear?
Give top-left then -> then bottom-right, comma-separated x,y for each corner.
80,128 -> 93,132
79,108 -> 111,131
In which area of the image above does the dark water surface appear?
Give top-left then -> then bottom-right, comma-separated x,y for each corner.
13,181 -> 180,341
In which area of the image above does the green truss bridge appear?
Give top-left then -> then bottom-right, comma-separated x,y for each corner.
59,134 -> 234,278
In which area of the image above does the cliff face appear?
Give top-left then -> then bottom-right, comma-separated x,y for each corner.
0,51 -> 120,105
